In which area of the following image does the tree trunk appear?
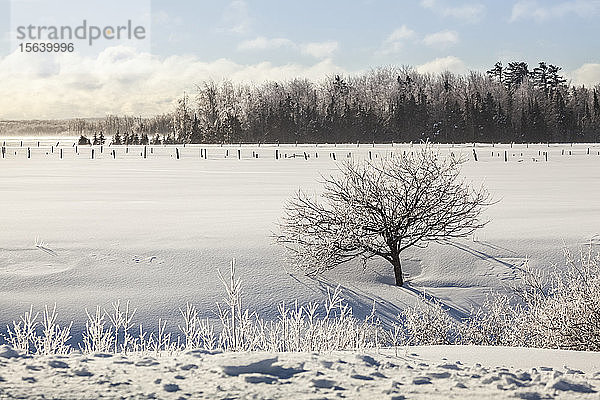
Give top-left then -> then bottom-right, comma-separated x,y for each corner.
391,254 -> 404,286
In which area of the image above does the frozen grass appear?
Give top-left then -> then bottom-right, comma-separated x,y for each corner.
3,247 -> 600,355
3,304 -> 72,355
2,259 -> 386,355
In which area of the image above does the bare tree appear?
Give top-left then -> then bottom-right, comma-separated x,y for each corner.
276,147 -> 492,286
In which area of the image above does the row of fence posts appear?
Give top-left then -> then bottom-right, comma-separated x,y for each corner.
3,143 -> 600,162
470,147 -> 600,163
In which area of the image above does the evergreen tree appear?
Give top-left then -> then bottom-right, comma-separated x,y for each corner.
486,62 -> 504,84
131,132 -> 140,145
593,90 -> 600,122
78,135 -> 90,145
113,130 -> 122,145
504,62 -> 529,90
190,114 -> 202,144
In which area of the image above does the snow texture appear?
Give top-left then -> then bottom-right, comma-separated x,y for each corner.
0,345 -> 599,399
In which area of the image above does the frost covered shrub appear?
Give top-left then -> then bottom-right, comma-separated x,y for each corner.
397,295 -> 460,345
461,293 -> 527,346
519,247 -> 600,350
3,304 -> 71,355
397,245 -> 600,350
461,246 -> 600,350
81,306 -> 115,354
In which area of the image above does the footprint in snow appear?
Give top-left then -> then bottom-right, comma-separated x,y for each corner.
93,353 -> 112,358
73,369 -> 93,377
135,359 -> 159,367
428,372 -> 451,379
312,378 -> 337,389
371,371 -> 387,379
412,376 -> 432,385
436,363 -> 462,371
565,368 -> 584,375
163,383 -> 180,392
244,375 -> 278,384
48,360 -> 69,369
545,378 -> 597,393
356,354 -> 379,367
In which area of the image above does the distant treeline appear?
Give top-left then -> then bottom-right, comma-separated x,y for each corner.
0,120 -> 72,136
69,115 -> 173,139
168,62 -> 600,144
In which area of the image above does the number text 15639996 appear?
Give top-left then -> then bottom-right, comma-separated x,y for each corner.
19,42 -> 74,52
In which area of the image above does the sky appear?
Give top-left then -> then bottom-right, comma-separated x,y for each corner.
0,0 -> 599,119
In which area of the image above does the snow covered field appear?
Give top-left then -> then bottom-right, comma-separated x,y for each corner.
1,140 -> 599,329
1,344 -> 599,399
2,139 -> 600,397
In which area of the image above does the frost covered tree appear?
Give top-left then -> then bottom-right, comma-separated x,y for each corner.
276,147 -> 491,286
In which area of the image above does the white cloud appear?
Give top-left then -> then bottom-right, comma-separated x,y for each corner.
387,26 -> 416,42
379,25 -> 416,54
510,0 -> 600,22
420,0 -> 485,22
220,0 -> 252,34
301,41 -> 339,58
237,36 -> 295,50
570,63 -> 600,86
237,38 -> 338,59
423,30 -> 459,47
416,56 -> 466,74
0,46 -> 350,119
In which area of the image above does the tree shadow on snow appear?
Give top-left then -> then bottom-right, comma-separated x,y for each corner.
287,238 -> 525,328
307,276 -> 406,328
445,239 -> 526,271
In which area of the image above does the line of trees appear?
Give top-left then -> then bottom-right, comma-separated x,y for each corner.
68,61 -> 600,145
166,62 -> 599,144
